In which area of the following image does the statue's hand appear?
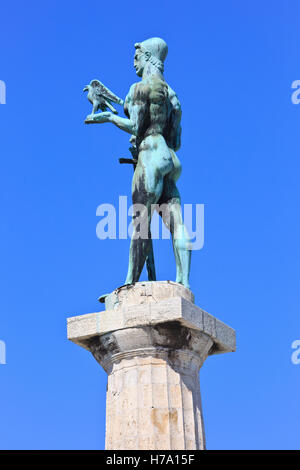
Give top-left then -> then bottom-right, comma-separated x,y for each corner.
85,112 -> 113,124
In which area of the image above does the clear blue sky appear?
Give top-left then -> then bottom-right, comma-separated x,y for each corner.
0,0 -> 299,450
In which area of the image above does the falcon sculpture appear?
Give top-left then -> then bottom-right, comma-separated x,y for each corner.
83,79 -> 124,115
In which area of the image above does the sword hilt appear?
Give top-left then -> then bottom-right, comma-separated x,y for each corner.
118,158 -> 137,165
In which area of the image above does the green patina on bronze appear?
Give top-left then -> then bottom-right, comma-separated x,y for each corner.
84,38 -> 191,289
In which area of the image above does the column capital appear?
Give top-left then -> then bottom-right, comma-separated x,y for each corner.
67,281 -> 236,360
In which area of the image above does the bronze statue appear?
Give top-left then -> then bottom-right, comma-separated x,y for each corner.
85,38 -> 191,289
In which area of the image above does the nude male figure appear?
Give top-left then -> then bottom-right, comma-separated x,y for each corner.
85,37 -> 191,288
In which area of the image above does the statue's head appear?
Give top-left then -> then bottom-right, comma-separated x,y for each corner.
134,37 -> 168,76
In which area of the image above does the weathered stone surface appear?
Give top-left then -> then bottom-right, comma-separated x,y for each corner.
104,281 -> 194,310
67,282 -> 235,355
67,282 -> 236,450
102,352 -> 207,450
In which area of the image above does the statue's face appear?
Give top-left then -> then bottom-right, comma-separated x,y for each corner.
134,48 -> 147,77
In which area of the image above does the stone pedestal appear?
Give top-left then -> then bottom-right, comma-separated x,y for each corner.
67,281 -> 235,450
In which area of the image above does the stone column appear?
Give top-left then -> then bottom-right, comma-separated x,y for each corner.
67,281 -> 235,450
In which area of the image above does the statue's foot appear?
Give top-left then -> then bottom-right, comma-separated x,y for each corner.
176,279 -> 191,290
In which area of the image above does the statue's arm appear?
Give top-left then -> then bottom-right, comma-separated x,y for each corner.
85,84 -> 139,136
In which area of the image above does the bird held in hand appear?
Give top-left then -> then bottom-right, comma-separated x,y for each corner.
83,79 -> 124,116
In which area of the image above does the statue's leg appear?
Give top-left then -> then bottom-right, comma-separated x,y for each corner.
172,204 -> 191,289
145,239 -> 156,281
157,177 -> 191,289
124,162 -> 164,285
